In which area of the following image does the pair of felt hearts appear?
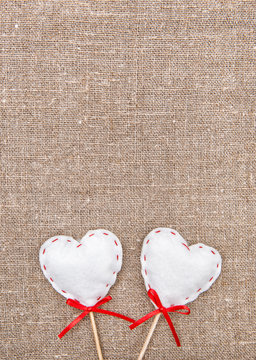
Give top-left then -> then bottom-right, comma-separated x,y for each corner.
39,228 -> 221,308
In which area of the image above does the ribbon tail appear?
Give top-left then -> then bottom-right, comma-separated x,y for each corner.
94,309 -> 135,323
129,309 -> 160,330
162,311 -> 181,347
58,311 -> 88,339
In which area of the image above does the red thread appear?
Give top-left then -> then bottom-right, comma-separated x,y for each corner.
50,277 -> 53,282
209,277 -> 213,281
171,232 -> 176,235
199,246 -> 203,248
43,249 -> 46,254
211,250 -> 215,255
43,265 -> 46,270
145,269 -> 147,275
130,289 -> 190,347
67,240 -> 71,242
89,234 -> 94,237
116,255 -> 119,260
103,233 -> 109,235
52,238 -> 58,242
148,284 -> 151,289
97,296 -> 101,300
146,239 -> 150,244
58,297 -> 135,339
114,240 -> 118,246
217,264 -> 219,268
185,297 -> 189,300
182,243 -> 190,251
113,272 -> 116,274
106,284 -> 109,287
77,244 -> 82,248
155,230 -> 161,233
144,255 -> 146,261
197,288 -> 201,292
62,290 -> 66,293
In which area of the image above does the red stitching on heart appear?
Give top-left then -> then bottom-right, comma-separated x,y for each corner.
182,243 -> 190,251
183,271 -> 217,301
155,230 -> 161,233
142,234 -> 220,305
43,235 -> 123,306
143,240 -> 218,303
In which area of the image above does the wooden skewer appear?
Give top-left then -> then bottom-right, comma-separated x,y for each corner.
137,313 -> 161,360
89,312 -> 104,360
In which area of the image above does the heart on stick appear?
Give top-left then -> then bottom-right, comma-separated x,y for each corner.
39,229 -> 122,306
141,228 -> 222,307
131,228 -> 222,357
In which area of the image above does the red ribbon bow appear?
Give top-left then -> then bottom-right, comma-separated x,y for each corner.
59,295 -> 135,339
130,289 -> 190,347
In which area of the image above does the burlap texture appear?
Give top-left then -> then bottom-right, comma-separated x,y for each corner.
1,1 -> 255,359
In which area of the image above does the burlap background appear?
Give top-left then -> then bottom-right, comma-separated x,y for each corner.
1,1 -> 255,359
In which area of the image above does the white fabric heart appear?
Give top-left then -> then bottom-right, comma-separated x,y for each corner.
141,228 -> 221,307
39,229 -> 122,306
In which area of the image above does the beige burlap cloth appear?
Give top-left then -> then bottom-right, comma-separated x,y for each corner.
0,1 -> 255,359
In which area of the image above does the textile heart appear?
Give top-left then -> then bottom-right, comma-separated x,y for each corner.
141,228 -> 221,307
39,229 -> 122,306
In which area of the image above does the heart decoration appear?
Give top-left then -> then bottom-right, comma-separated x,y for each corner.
130,227 -> 222,355
39,229 -> 134,356
141,228 -> 222,307
39,229 -> 122,306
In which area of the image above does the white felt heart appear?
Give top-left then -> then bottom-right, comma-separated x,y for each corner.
39,229 -> 122,306
141,228 -> 221,307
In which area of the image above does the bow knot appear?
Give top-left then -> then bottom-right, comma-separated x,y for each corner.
130,289 -> 190,347
59,296 -> 135,339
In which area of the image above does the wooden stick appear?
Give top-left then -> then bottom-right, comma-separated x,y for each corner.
137,313 -> 161,360
89,312 -> 104,360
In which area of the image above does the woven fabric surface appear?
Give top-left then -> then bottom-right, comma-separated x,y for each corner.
0,1 -> 255,359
